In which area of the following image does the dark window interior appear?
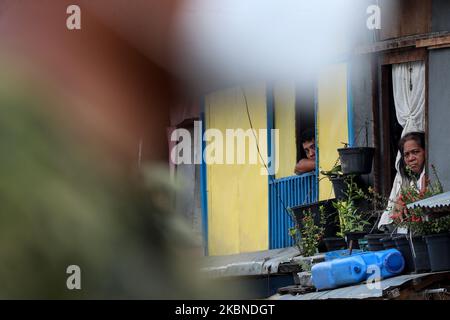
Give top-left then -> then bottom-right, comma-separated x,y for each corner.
295,82 -> 316,162
387,74 -> 403,185
380,64 -> 405,196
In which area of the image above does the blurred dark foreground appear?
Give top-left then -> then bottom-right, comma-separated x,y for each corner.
0,76 -> 244,299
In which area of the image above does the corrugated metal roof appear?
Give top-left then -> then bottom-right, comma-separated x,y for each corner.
274,273 -> 439,300
407,191 -> 450,212
200,247 -> 301,278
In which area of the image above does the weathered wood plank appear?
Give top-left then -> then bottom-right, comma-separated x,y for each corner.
416,35 -> 450,48
354,31 -> 450,55
381,48 -> 427,65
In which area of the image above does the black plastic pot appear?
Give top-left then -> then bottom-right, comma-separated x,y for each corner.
424,233 -> 450,272
364,234 -> 386,251
380,237 -> 396,249
329,175 -> 367,201
367,244 -> 384,251
345,232 -> 367,249
337,147 -> 375,175
323,237 -> 347,252
330,177 -> 347,200
365,234 -> 385,244
410,236 -> 431,273
394,235 -> 415,273
368,245 -> 383,251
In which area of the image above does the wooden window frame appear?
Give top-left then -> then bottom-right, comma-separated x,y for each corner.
372,48 -> 429,196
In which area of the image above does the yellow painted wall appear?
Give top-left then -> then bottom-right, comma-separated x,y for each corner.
274,83 -> 297,179
317,63 -> 349,201
204,84 -> 269,256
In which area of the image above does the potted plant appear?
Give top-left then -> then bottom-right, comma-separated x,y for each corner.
289,207 -> 326,257
290,200 -> 340,253
357,187 -> 392,251
334,200 -> 368,249
321,162 -> 367,201
392,190 -> 430,273
391,168 -> 445,273
337,121 -> 375,175
338,147 -> 375,175
424,216 -> 450,272
380,236 -> 396,249
333,177 -> 371,249
323,237 -> 347,252
364,233 -> 387,251
321,164 -> 348,200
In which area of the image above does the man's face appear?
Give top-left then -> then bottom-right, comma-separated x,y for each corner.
302,139 -> 316,160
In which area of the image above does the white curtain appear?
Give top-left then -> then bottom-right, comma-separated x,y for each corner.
392,61 -> 426,140
378,61 -> 426,229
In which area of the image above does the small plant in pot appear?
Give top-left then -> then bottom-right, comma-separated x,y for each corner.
391,171 -> 445,273
333,177 -> 371,249
289,207 -> 326,257
423,216 -> 450,272
290,200 -> 340,252
357,188 -> 392,251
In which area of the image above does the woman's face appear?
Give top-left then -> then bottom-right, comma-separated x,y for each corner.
403,140 -> 425,174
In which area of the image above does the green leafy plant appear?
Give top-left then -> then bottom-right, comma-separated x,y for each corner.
333,176 -> 371,237
428,216 -> 450,234
392,165 -> 445,235
288,206 -> 326,257
288,208 -> 302,252
320,164 -> 343,179
298,260 -> 312,272
364,186 -> 389,214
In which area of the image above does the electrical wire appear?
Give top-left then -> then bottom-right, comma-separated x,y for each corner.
240,87 -> 318,244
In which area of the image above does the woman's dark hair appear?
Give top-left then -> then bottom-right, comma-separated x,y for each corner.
398,131 -> 425,184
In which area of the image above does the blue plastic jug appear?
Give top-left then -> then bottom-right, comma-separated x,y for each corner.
360,249 -> 405,279
311,249 -> 405,291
